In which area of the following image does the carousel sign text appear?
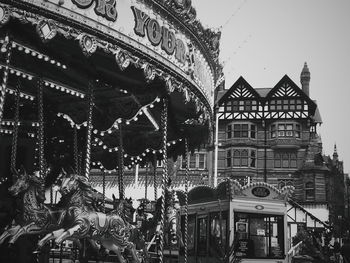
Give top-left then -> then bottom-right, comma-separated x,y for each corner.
71,0 -> 117,21
131,6 -> 187,64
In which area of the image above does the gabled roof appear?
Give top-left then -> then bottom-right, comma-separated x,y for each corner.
217,76 -> 262,106
266,75 -> 317,115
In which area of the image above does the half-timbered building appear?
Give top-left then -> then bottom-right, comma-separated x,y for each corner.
215,63 -> 320,187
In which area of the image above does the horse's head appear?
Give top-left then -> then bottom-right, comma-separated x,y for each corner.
60,173 -> 87,196
112,195 -> 135,222
8,169 -> 42,196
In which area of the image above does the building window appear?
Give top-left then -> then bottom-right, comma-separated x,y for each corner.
228,149 -> 256,168
226,150 -> 232,167
241,150 -> 249,166
227,123 -> 256,139
233,150 -> 241,166
227,124 -> 232,139
274,152 -> 298,168
270,99 -> 304,112
250,124 -> 256,138
198,154 -> 205,169
250,150 -> 256,167
234,124 -> 248,138
305,181 -> 315,201
270,123 -> 302,138
181,153 -> 206,170
189,155 -> 196,169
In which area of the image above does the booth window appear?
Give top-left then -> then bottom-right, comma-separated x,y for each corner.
305,181 -> 315,201
234,212 -> 285,259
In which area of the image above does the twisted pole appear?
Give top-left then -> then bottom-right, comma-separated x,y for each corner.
0,36 -> 11,123
37,78 -> 45,178
84,81 -> 94,179
118,124 -> 124,199
73,126 -> 79,174
158,98 -> 168,263
184,139 -> 189,263
102,171 -> 106,213
153,154 -> 158,201
145,162 -> 148,200
10,81 -> 20,173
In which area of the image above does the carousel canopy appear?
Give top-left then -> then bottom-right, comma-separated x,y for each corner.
0,0 -> 222,174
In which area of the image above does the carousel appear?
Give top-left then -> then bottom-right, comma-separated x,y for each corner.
0,0 -> 222,262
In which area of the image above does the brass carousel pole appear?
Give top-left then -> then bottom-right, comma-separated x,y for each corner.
0,35 -> 11,123
158,97 -> 168,263
84,81 -> 94,179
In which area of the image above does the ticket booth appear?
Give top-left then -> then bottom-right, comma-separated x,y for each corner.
229,181 -> 293,263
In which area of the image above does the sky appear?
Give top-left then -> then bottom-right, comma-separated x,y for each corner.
192,0 -> 350,173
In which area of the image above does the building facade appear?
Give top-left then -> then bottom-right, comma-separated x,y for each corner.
213,63 -> 347,235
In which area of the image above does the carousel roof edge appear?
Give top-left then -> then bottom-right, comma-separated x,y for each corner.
0,0 -> 216,114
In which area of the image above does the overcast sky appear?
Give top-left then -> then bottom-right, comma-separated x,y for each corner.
192,0 -> 350,173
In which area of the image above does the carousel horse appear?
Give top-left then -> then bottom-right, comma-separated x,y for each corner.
111,195 -> 149,260
38,173 -> 141,263
138,188 -> 182,252
0,169 -> 63,245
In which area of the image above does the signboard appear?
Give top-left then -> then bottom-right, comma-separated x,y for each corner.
21,0 -> 215,107
251,186 -> 270,198
235,239 -> 254,257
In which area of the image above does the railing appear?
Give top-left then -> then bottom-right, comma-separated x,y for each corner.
287,241 -> 303,263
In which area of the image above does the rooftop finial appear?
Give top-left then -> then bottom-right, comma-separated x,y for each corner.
333,143 -> 338,160
300,62 -> 310,96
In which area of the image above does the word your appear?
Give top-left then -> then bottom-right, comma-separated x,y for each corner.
131,6 -> 187,64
